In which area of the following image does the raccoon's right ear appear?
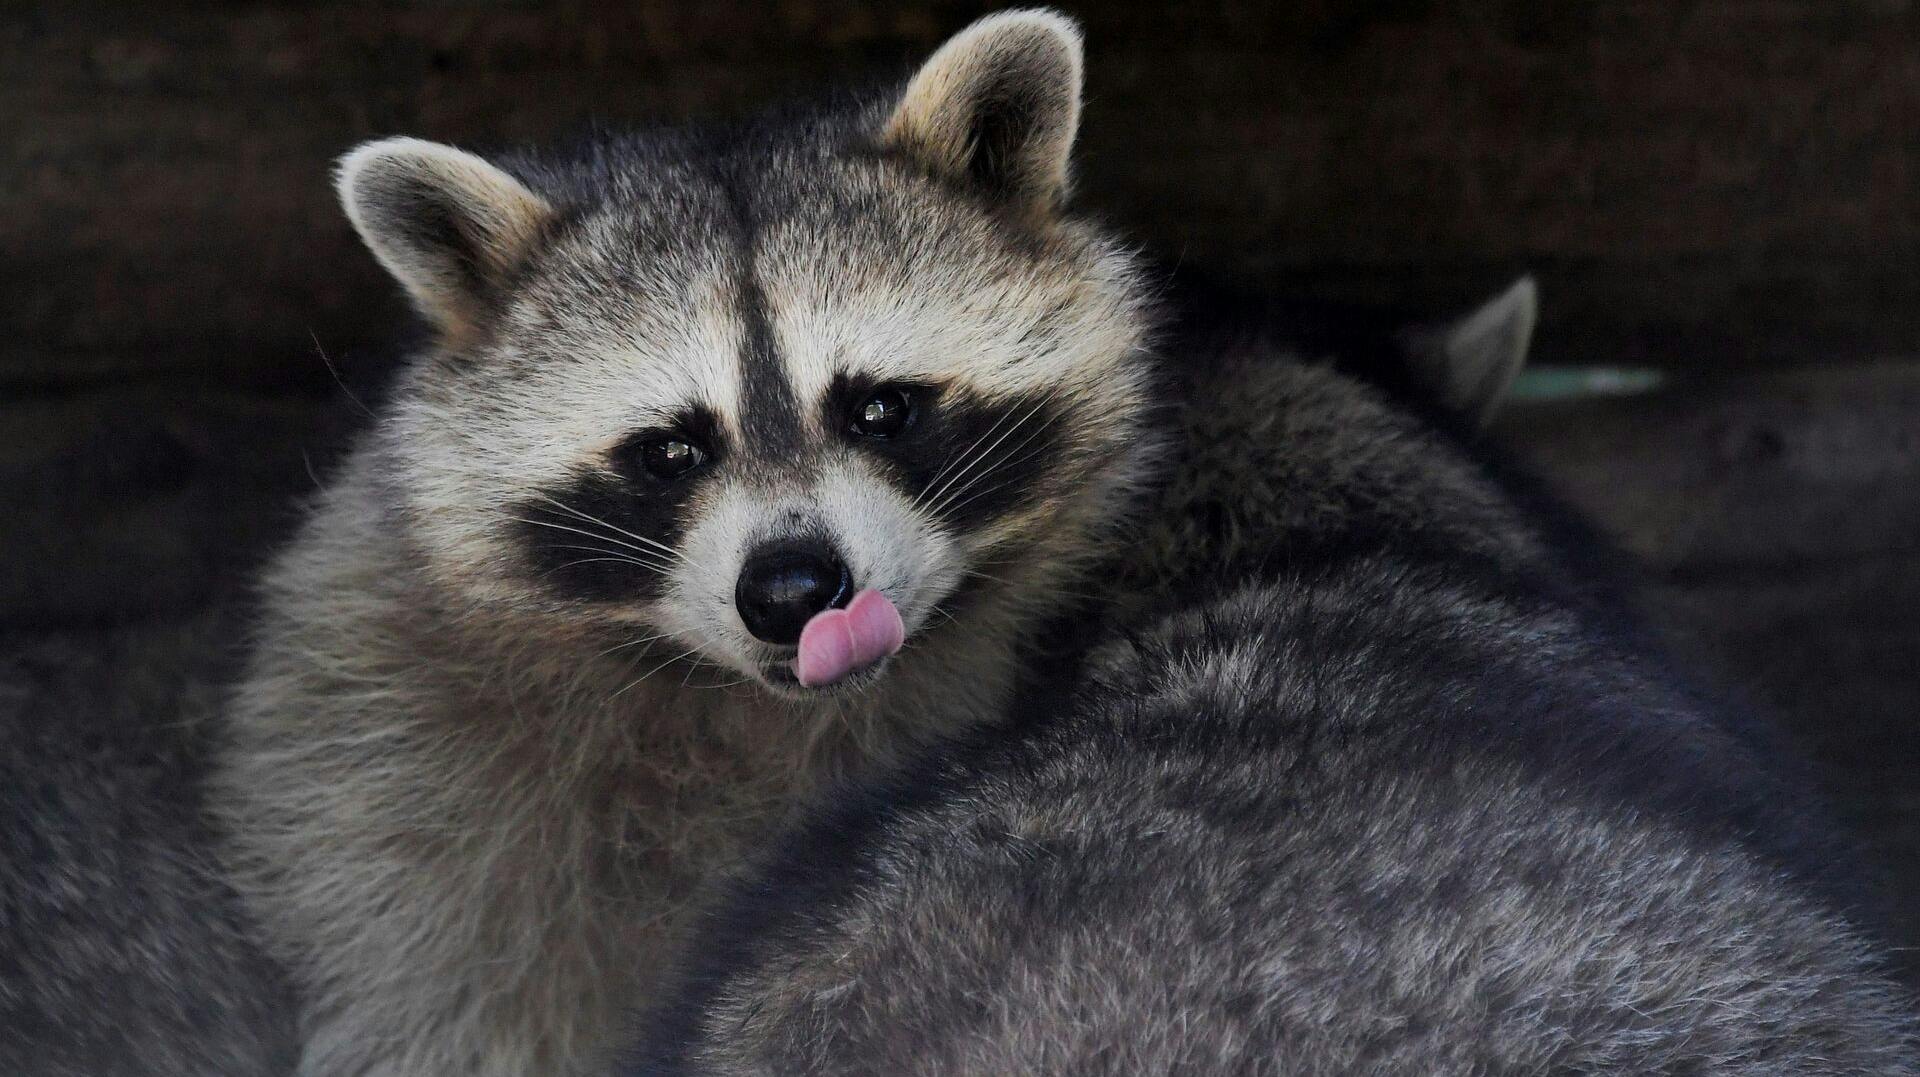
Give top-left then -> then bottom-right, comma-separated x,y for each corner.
882,9 -> 1084,212
335,137 -> 553,335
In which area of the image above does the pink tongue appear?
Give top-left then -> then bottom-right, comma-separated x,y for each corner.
794,589 -> 905,688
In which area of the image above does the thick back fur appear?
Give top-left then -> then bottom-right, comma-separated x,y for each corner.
217,11 -> 1160,1076
640,560 -> 1919,1075
632,290 -> 1917,1074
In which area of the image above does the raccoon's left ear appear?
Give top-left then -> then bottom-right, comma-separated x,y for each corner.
1399,276 -> 1539,428
882,9 -> 1084,211
335,137 -> 554,337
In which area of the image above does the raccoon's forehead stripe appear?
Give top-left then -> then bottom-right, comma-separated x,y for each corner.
715,165 -> 805,466
733,272 -> 804,463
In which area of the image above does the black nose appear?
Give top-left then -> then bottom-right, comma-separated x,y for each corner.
734,540 -> 853,645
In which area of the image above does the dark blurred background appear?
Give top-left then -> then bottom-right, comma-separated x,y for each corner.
3,1 -> 1918,955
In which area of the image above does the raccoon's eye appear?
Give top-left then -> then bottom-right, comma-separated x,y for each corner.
848,386 -> 916,439
636,435 -> 707,481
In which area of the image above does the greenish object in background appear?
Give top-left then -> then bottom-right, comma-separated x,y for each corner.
1511,366 -> 1667,402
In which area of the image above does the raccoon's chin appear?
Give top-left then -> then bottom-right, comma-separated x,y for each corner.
754,657 -> 892,701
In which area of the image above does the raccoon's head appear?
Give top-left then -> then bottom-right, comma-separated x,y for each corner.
336,11 -> 1155,697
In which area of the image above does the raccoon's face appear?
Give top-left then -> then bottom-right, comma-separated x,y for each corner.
340,12 -> 1152,696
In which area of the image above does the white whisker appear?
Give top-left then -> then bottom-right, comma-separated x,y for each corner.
917,390 -> 1052,515
607,646 -> 702,701
512,517 -> 682,566
935,451 -> 1050,522
539,556 -> 668,579
531,494 -> 690,565
910,390 -> 1035,514
597,632 -> 676,658
920,383 -> 1068,517
927,402 -> 1067,519
536,543 -> 674,573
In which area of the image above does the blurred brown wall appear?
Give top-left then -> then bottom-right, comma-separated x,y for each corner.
5,1 -> 1919,389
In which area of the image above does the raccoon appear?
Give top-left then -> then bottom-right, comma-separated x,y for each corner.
214,10 -> 1160,1076
629,288 -> 1919,1074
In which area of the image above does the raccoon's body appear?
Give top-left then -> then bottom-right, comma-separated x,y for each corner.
631,291 -> 1918,1074
217,12 -> 1158,1076
0,622 -> 296,1077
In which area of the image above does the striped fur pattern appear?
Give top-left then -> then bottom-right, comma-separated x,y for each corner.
216,11 -> 1159,1076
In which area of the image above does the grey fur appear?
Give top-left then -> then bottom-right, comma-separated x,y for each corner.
633,287 -> 1918,1075
1121,284 -> 1558,612
0,619 -> 296,1077
217,10 -> 1160,1076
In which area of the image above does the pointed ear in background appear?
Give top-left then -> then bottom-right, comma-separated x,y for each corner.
335,137 -> 553,335
882,9 -> 1084,210
1401,276 -> 1539,427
